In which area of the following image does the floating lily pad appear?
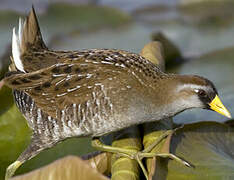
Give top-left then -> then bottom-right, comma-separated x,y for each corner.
162,122 -> 234,180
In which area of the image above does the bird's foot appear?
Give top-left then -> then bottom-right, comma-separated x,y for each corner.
92,138 -> 149,179
133,151 -> 192,167
92,129 -> 192,180
5,160 -> 22,180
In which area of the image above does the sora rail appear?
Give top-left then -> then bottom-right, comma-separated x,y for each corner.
4,7 -> 231,180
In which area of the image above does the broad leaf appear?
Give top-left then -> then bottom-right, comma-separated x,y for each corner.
152,122 -> 234,180
12,156 -> 109,180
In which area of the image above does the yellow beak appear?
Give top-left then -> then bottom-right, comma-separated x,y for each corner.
209,95 -> 232,118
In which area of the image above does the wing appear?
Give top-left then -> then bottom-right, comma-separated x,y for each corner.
4,59 -> 132,119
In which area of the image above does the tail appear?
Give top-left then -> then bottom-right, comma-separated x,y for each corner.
11,6 -> 47,72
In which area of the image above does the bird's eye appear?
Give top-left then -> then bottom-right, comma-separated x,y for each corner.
195,89 -> 207,97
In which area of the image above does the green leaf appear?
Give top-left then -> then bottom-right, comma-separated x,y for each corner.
0,85 -> 30,180
154,122 -> 234,180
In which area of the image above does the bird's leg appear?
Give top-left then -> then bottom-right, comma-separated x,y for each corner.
138,128 -> 192,168
91,138 -> 149,180
92,129 -> 192,180
136,152 -> 191,167
142,130 -> 173,153
5,161 -> 22,180
91,138 -> 138,158
135,130 -> 191,179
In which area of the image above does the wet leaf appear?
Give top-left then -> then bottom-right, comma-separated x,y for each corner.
152,122 -> 234,180
12,156 -> 110,180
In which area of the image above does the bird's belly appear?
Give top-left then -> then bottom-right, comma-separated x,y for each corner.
13,90 -> 119,139
12,89 -> 161,141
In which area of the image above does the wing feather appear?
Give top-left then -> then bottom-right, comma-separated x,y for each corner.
4,60 -> 129,118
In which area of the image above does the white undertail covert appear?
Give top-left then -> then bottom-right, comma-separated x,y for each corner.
12,18 -> 25,72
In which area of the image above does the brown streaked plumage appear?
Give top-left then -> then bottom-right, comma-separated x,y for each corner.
4,7 -> 231,180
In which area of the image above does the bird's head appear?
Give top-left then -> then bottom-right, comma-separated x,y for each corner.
170,75 -> 231,118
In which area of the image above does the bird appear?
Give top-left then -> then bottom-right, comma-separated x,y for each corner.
3,7 -> 231,180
